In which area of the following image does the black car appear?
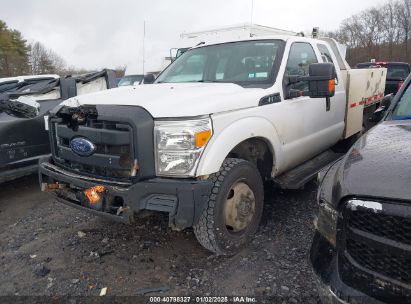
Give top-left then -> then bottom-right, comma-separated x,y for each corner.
310,72 -> 411,303
0,70 -> 116,183
356,61 -> 411,95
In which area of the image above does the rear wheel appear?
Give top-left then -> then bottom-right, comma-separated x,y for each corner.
193,158 -> 264,255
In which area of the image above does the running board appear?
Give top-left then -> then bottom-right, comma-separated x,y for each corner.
273,150 -> 344,190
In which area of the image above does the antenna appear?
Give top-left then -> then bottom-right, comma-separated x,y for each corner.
142,20 -> 146,75
250,0 -> 254,25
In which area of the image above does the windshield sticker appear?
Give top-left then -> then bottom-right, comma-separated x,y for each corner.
256,72 -> 268,78
248,73 -> 256,79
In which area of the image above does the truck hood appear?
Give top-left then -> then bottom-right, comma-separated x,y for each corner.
61,83 -> 267,118
337,120 -> 411,202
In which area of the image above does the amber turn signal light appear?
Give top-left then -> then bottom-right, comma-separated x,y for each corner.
84,185 -> 106,205
195,129 -> 212,148
328,79 -> 336,93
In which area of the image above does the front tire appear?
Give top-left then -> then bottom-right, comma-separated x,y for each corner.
193,158 -> 264,255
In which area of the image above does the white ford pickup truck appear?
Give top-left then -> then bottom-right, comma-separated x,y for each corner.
39,35 -> 386,255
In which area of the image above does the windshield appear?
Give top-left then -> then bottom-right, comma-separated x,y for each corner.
391,83 -> 411,120
118,75 -> 144,87
156,40 -> 284,86
0,81 -> 19,93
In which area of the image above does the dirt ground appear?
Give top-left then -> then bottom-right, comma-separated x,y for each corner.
0,175 -> 320,303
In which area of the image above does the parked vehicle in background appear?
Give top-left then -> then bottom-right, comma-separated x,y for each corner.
39,32 -> 387,255
356,61 -> 411,95
117,74 -> 144,87
310,74 -> 411,303
0,70 -> 116,183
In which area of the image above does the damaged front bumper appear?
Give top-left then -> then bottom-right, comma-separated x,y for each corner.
39,157 -> 213,230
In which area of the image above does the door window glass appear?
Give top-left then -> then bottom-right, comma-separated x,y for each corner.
285,43 -> 318,92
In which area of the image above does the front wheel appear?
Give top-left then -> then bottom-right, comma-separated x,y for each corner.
193,158 -> 264,255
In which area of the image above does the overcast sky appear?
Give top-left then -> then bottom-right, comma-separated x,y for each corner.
1,0 -> 388,74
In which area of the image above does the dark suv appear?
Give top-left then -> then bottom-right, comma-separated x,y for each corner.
310,73 -> 411,303
356,62 -> 411,96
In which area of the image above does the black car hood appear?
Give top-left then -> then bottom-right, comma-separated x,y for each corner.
337,120 -> 411,202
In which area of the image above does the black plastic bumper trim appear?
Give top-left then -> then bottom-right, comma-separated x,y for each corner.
39,157 -> 213,230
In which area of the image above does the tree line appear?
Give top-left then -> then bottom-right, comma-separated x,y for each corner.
0,20 -> 125,78
329,0 -> 411,66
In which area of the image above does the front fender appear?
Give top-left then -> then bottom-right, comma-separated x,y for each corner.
196,116 -> 283,176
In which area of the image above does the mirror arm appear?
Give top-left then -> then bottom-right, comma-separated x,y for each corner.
286,75 -> 336,85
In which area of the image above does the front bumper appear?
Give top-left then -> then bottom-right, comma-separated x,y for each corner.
39,157 -> 213,230
310,232 -> 384,304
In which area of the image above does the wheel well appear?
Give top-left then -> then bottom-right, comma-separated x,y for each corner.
226,138 -> 273,180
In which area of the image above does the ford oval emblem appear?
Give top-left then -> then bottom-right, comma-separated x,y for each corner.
69,137 -> 96,156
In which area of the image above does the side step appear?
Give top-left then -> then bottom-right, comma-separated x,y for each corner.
273,150 -> 344,190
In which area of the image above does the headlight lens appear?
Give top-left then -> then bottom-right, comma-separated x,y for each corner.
154,118 -> 212,177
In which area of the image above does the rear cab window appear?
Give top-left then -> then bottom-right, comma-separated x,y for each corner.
317,44 -> 334,64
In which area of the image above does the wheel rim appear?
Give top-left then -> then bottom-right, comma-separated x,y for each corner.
224,181 -> 256,233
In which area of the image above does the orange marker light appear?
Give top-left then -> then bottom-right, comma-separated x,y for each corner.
84,185 -> 106,205
195,129 -> 212,148
328,79 -> 336,94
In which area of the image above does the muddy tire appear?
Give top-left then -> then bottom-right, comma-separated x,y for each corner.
193,158 -> 264,255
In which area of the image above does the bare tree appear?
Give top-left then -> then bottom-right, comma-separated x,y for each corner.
30,41 -> 66,75
383,1 -> 401,59
328,0 -> 411,65
397,0 -> 411,60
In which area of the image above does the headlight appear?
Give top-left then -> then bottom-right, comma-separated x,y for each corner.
154,118 -> 213,177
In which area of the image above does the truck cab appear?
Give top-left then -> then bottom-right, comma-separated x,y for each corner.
39,35 -> 386,255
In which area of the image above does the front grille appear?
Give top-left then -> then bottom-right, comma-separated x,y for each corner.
52,118 -> 136,181
347,239 -> 411,284
348,208 -> 411,246
339,199 -> 411,299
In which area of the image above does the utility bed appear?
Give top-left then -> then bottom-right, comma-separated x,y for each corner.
344,68 -> 387,138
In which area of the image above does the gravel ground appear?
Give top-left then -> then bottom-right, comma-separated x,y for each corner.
0,175 -> 320,303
